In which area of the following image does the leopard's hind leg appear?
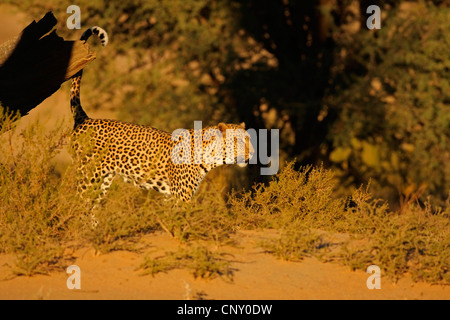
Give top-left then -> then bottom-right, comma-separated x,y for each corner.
77,164 -> 116,227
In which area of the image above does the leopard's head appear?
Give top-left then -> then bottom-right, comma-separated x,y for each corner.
201,122 -> 254,168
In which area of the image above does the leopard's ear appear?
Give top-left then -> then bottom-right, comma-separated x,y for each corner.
218,122 -> 228,132
239,122 -> 246,128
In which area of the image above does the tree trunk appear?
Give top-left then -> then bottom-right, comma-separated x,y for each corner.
0,11 -> 96,117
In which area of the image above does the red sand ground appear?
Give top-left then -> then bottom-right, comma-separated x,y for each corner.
0,231 -> 448,300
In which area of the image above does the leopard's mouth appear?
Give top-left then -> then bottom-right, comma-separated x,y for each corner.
237,150 -> 254,167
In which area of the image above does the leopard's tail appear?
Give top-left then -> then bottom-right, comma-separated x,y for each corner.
70,26 -> 108,128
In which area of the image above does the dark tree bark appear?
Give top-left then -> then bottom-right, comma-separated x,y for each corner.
0,11 -> 96,117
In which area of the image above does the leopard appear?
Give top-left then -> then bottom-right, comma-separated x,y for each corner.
69,26 -> 255,203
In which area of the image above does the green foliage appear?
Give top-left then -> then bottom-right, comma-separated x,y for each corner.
260,227 -> 327,262
327,3 -> 450,205
0,108 -> 84,275
231,161 -> 449,284
231,163 -> 345,229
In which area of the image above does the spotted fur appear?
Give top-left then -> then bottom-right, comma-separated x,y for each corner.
70,27 -> 254,202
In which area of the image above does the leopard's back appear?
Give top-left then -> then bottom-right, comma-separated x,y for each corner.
72,118 -> 173,196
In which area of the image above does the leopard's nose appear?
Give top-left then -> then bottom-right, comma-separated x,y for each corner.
248,148 -> 255,160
